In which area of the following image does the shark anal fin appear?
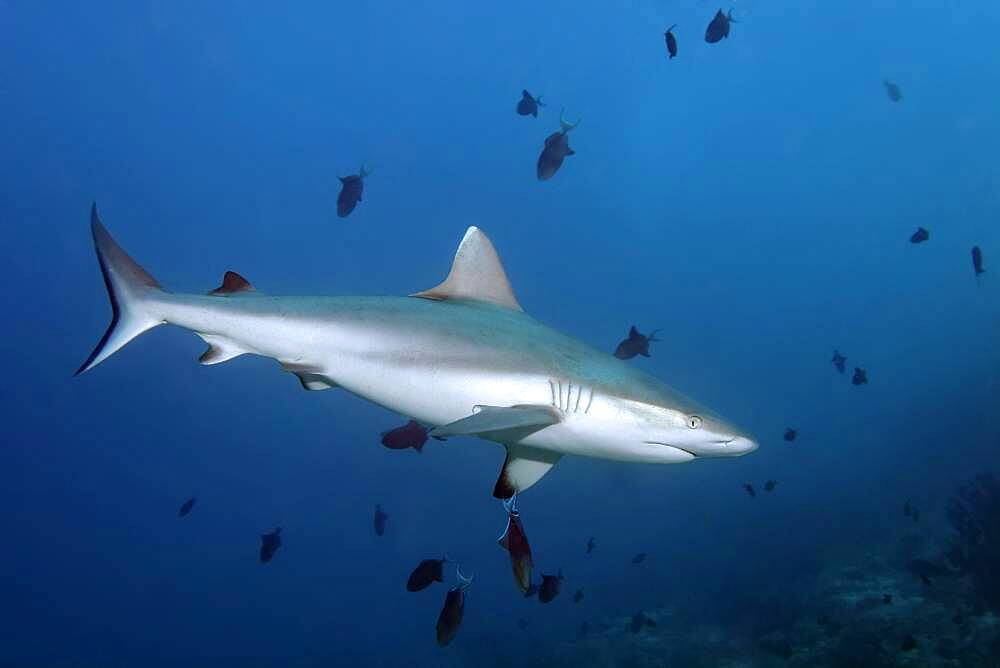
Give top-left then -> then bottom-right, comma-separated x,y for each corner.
198,335 -> 247,365
429,405 -> 560,441
209,271 -> 254,296
411,227 -> 523,311
493,444 -> 562,499
280,361 -> 338,391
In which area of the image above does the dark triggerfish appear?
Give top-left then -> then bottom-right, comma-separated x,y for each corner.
832,350 -> 846,374
614,326 -> 659,360
537,570 -> 564,603
498,494 -> 533,594
407,555 -> 448,592
883,80 -> 903,102
664,25 -> 678,59
910,227 -> 929,244
705,9 -> 735,43
852,367 -> 868,386
374,504 -> 388,536
259,527 -> 282,563
537,110 -> 580,181
436,566 -> 473,647
972,246 -> 985,281
381,420 -> 429,453
178,496 -> 196,517
336,165 -> 370,218
516,90 -> 545,118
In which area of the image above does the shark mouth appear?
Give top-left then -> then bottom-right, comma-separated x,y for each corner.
643,442 -> 699,458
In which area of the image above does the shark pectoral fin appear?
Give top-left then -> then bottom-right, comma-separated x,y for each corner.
493,444 -> 562,499
280,361 -> 339,391
198,335 -> 247,365
429,405 -> 560,440
410,227 -> 523,311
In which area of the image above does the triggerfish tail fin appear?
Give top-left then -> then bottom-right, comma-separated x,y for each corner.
456,565 -> 474,590
76,203 -> 167,376
559,108 -> 580,134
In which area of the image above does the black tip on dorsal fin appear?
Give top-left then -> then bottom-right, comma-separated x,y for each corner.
209,271 -> 254,296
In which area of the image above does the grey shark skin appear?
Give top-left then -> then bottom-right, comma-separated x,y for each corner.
77,203 -> 758,497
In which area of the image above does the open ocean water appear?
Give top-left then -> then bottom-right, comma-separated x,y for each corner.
2,2 -> 999,667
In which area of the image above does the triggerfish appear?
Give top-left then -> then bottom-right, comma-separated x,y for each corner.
497,494 -> 533,594
436,566 -> 474,647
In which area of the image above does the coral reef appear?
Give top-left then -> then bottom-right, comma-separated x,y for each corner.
946,473 -> 1000,612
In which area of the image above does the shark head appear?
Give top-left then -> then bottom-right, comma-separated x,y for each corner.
581,379 -> 759,464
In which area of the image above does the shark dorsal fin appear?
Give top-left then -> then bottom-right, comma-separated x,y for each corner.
412,227 -> 522,311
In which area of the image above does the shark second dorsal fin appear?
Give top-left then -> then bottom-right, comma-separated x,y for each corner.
412,227 -> 522,311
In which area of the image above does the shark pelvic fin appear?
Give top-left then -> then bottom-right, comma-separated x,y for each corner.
209,271 -> 255,296
429,404 -> 560,441
493,444 -> 562,498
280,361 -> 338,391
411,227 -> 523,311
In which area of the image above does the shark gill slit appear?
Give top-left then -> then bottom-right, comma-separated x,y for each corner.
549,380 -> 556,407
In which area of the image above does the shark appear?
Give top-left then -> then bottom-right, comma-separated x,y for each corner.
76,204 -> 758,497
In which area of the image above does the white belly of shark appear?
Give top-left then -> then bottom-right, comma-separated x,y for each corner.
76,204 -> 758,498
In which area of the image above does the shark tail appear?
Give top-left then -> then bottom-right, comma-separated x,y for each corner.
75,203 -> 166,375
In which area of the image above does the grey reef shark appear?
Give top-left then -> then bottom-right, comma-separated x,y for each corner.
77,204 -> 758,497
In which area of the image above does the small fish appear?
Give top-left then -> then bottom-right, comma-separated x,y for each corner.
578,621 -> 591,637
903,499 -> 912,517
783,428 -> 797,442
259,527 -> 282,563
852,367 -> 868,386
586,536 -> 596,554
764,480 -> 778,492
573,589 -> 584,604
336,165 -> 370,218
498,494 -> 534,595
910,227 -> 929,244
614,326 -> 660,360
631,552 -> 647,564
920,573 -> 932,586
832,350 -> 846,374
743,483 -> 756,498
704,9 -> 735,44
374,504 -> 388,536
883,594 -> 893,605
380,420 -> 429,453
664,24 -> 678,59
537,570 -> 564,603
901,634 -> 917,652
883,79 -> 903,102
517,618 -> 529,632
516,90 -> 545,118
178,496 -> 196,517
972,246 -> 985,280
912,508 -> 920,523
436,566 -> 473,647
536,109 -> 579,181
629,611 -> 657,634
406,556 -> 448,592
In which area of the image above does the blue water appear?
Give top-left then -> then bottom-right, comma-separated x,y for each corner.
2,2 -> 999,666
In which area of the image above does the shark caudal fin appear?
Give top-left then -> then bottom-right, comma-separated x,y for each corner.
75,203 -> 166,375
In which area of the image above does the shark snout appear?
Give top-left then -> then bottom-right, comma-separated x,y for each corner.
723,435 -> 758,455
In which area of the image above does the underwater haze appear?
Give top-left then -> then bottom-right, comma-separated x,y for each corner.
2,1 -> 1000,666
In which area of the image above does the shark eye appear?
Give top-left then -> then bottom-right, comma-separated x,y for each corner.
687,415 -> 703,429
